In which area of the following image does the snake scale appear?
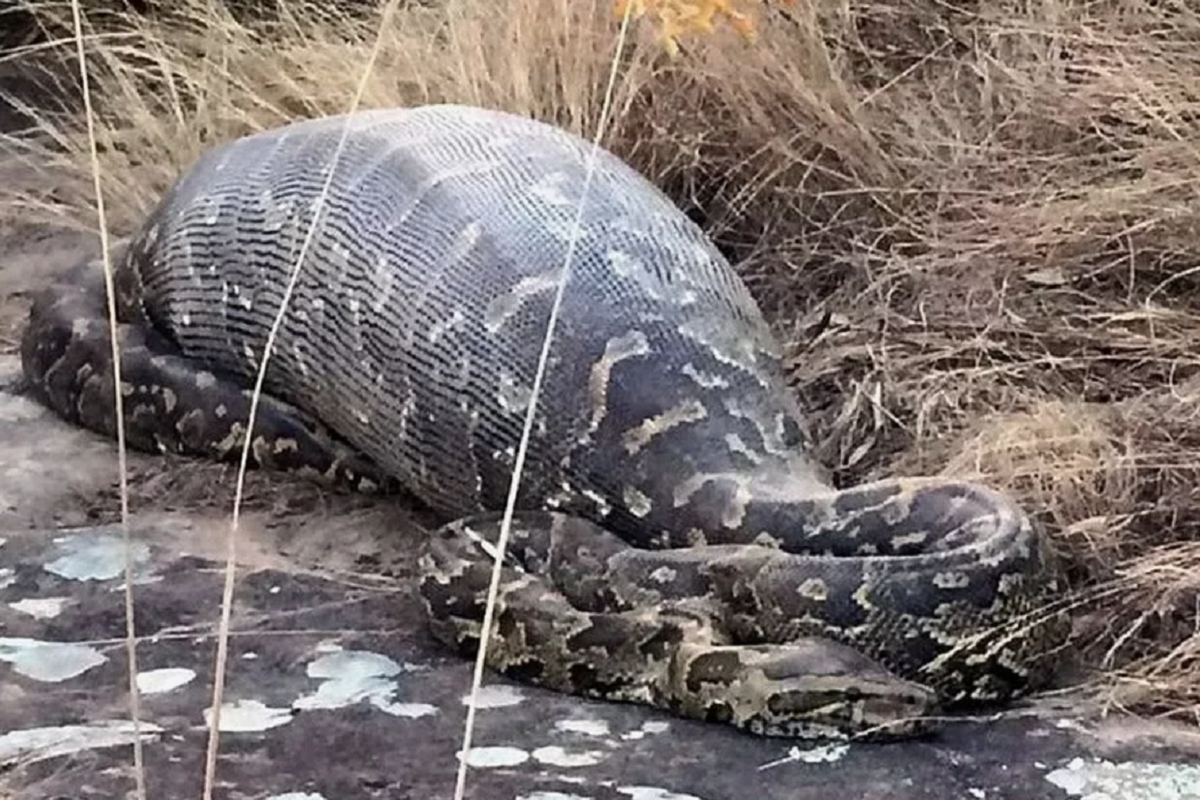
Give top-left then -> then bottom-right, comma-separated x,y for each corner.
18,104 -> 1069,741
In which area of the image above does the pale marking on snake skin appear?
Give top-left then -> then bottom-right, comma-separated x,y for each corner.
890,530 -> 929,550
527,170 -> 575,207
588,330 -> 651,433
675,288 -> 699,307
649,566 -> 677,584
622,487 -> 653,518
497,370 -> 533,415
142,221 -> 160,248
677,315 -> 772,378
213,422 -> 248,456
418,222 -> 482,326
580,488 -> 613,518
668,471 -> 753,530
720,396 -> 791,458
290,343 -> 311,376
723,479 -> 753,529
371,254 -> 397,315
244,344 -> 266,372
621,398 -> 707,456
753,531 -> 782,548
346,294 -> 364,351
852,580 -> 875,613
544,482 -> 571,511
723,433 -> 762,465
996,572 -> 1031,598
260,190 -> 295,232
798,578 -> 829,602
483,271 -> 562,334
671,471 -> 741,509
428,308 -> 466,344
607,250 -> 665,304
681,362 -> 729,390
386,158 -> 509,237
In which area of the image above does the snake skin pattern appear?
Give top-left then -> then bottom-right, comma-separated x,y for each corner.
18,104 -> 1069,740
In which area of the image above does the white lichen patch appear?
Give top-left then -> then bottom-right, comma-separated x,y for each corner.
265,794 -> 327,800
294,649 -> 437,720
617,787 -> 706,800
8,597 -> 69,619
532,745 -> 607,768
311,649 -> 403,680
0,720 -> 163,766
555,719 -> 611,737
517,792 -> 591,800
0,637 -> 106,682
372,700 -> 439,718
136,667 -> 196,695
43,532 -> 151,582
796,743 -> 850,764
620,720 -> 670,741
204,699 -> 294,732
295,650 -> 399,710
462,684 -> 525,709
1044,756 -> 1200,799
758,743 -> 850,770
0,568 -> 13,590
459,746 -> 531,768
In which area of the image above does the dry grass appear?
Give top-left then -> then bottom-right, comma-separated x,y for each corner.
3,0 -> 1200,725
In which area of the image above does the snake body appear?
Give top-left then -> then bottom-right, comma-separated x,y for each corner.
18,104 -> 1068,740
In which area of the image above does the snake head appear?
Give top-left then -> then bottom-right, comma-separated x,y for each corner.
666,638 -> 942,741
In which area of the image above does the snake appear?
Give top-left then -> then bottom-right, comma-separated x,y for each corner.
17,104 -> 1069,741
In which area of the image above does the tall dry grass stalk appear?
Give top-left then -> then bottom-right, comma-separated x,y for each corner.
4,0 -> 1200,736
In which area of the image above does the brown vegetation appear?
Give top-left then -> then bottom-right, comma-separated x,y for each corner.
3,0 -> 1199,724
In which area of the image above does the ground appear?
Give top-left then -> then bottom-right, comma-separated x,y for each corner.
2,215 -> 1200,800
